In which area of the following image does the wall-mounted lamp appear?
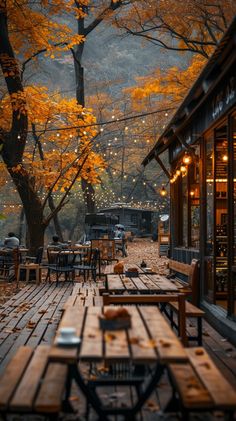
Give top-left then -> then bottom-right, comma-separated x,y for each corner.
182,151 -> 192,165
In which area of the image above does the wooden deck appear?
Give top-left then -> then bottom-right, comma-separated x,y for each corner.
0,282 -> 235,420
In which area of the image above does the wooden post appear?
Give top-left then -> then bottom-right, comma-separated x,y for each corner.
177,293 -> 188,346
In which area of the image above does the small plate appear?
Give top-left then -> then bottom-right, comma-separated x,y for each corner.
56,336 -> 81,347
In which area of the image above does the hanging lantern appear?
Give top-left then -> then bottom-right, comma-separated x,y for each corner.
183,151 -> 192,165
160,185 -> 167,197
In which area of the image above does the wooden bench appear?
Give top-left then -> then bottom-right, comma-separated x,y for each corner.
102,293 -> 188,345
0,345 -> 67,418
167,347 -> 236,419
167,259 -> 204,345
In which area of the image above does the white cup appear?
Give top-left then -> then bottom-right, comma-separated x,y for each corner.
59,327 -> 76,340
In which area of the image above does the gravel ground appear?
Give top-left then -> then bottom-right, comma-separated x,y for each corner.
119,237 -> 169,276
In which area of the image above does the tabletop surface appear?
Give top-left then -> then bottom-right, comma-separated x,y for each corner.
106,273 -> 179,293
50,306 -> 187,364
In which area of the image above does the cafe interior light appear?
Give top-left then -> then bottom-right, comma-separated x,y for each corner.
160,185 -> 167,197
190,190 -> 195,197
183,151 -> 192,165
222,154 -> 228,162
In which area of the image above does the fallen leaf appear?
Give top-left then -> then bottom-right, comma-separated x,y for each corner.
145,400 -> 160,412
27,321 -> 36,329
104,333 -> 116,342
69,396 -> 80,402
129,336 -> 140,344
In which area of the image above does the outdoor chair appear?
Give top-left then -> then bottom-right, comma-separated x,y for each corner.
91,239 -> 118,264
46,247 -> 75,285
0,248 -> 20,281
73,248 -> 100,281
17,246 -> 44,284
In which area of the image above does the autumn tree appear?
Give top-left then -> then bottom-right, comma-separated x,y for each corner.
0,1 -> 105,252
71,0 -> 133,212
116,0 -> 236,58
117,0 -> 236,116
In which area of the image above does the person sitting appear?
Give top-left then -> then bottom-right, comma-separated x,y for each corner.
4,232 -> 20,248
49,235 -> 67,249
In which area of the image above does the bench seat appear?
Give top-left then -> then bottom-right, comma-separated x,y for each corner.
0,345 -> 67,416
168,347 -> 236,418
166,259 -> 204,345
168,301 -> 205,346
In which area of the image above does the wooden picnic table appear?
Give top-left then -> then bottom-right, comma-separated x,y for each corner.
103,262 -> 142,275
49,305 -> 187,419
105,273 -> 179,294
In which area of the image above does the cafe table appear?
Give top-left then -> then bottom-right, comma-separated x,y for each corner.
49,305 -> 188,419
105,273 -> 179,294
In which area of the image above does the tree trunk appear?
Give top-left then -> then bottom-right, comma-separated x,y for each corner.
48,195 -> 64,241
8,168 -> 45,254
74,14 -> 96,213
81,178 -> 95,214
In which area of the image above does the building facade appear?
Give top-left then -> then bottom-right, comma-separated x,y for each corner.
143,18 -> 236,342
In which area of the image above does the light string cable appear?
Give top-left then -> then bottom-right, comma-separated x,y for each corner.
15,106 -> 175,135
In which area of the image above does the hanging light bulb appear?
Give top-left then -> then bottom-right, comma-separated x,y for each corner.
160,185 -> 167,197
222,154 -> 228,162
190,190 -> 195,197
180,165 -> 187,173
183,151 -> 192,165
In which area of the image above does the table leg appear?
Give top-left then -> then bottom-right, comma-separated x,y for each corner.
68,363 -> 110,421
68,361 -> 166,419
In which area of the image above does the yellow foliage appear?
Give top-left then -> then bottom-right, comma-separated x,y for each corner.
4,1 -> 85,61
127,56 -> 207,107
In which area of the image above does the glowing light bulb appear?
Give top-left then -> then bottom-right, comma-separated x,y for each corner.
160,186 -> 167,197
183,151 -> 192,165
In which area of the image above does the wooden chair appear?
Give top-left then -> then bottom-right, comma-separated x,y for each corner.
73,248 -> 100,281
17,247 -> 44,285
0,248 -> 20,281
46,248 -> 75,285
91,239 -> 117,264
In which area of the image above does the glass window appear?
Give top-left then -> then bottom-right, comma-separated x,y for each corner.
205,134 -> 214,255
232,115 -> 236,317
182,172 -> 188,247
189,158 -> 200,248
